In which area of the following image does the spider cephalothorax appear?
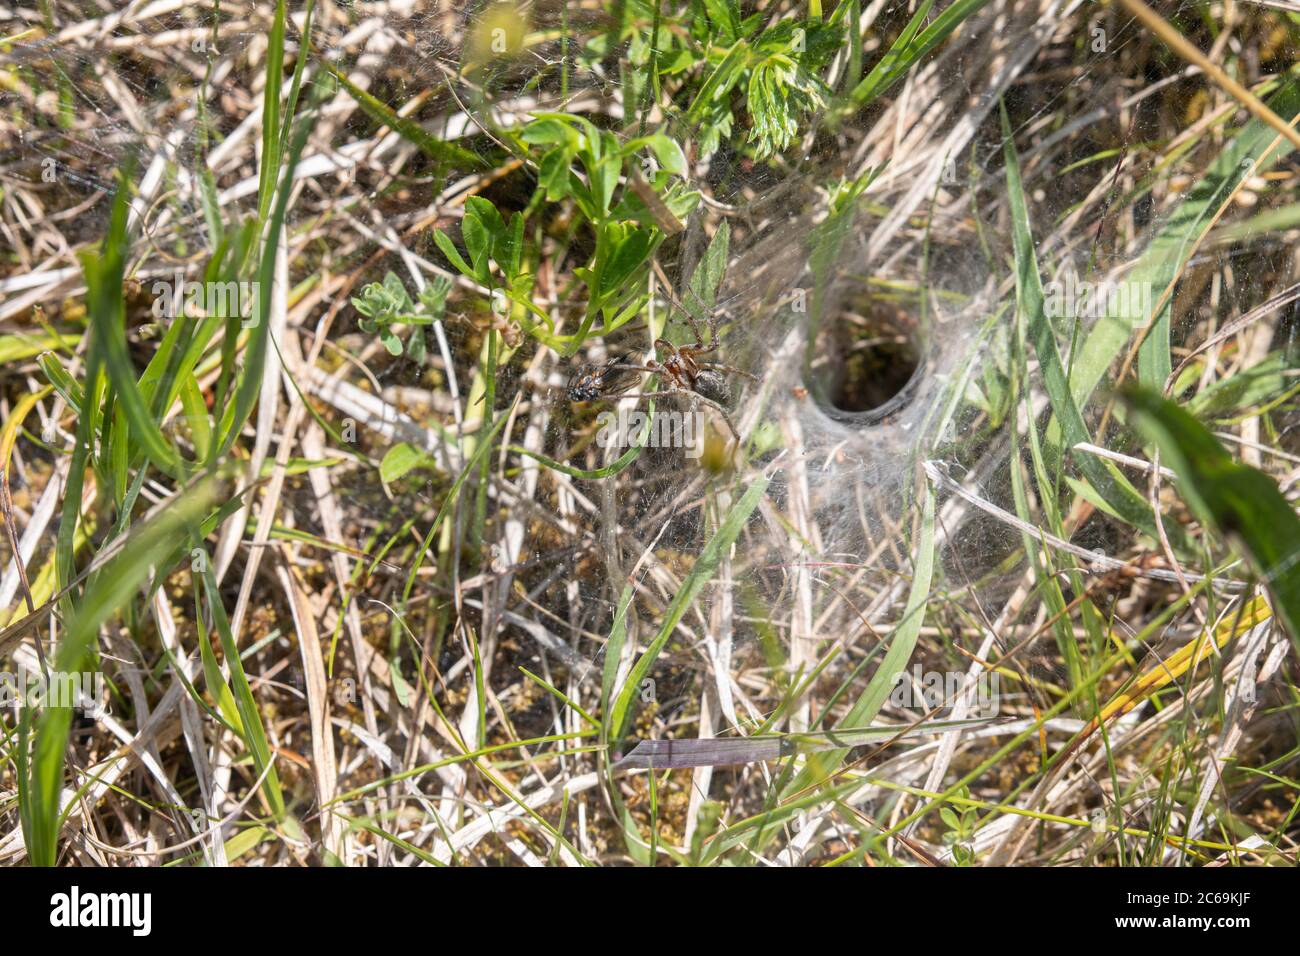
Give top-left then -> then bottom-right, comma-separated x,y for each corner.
565,295 -> 757,445
651,337 -> 731,404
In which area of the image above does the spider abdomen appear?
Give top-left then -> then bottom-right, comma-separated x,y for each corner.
692,369 -> 730,405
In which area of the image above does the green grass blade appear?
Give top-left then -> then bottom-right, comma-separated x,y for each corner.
1063,76 -> 1300,419
195,545 -> 286,819
22,478 -> 216,865
608,476 -> 768,742
842,0 -> 990,113
325,64 -> 486,170
82,166 -> 181,476
1001,102 -> 1186,547
509,399 -> 658,479
600,584 -> 635,725
1123,387 -> 1300,651
256,0 -> 288,223
213,91 -> 316,461
785,480 -> 935,793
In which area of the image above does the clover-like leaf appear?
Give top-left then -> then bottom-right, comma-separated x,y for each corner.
380,442 -> 432,482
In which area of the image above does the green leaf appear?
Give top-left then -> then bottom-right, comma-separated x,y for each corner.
1123,387 -> 1300,651
496,211 -> 525,280
326,64 -> 485,170
591,154 -> 622,216
539,147 -> 573,201
407,327 -> 427,365
1000,103 -> 1184,548
461,199 -> 495,278
38,350 -> 84,413
600,227 -> 655,304
687,41 -> 751,124
625,133 -> 687,175
433,229 -> 477,280
223,824 -> 274,862
520,118 -> 574,146
844,0 -> 990,112
378,326 -> 403,356
380,442 -> 432,483
687,220 -> 730,313
702,0 -> 744,43
419,275 -> 452,317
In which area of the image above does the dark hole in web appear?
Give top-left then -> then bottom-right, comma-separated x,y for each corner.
807,306 -> 923,421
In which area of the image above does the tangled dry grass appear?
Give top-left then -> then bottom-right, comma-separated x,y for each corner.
0,0 -> 1298,867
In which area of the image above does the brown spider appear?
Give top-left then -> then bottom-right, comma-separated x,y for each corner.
567,294 -> 757,443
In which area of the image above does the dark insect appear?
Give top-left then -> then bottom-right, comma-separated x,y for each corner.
566,292 -> 757,443
566,352 -> 641,402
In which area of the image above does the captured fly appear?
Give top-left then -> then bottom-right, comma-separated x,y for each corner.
566,353 -> 643,402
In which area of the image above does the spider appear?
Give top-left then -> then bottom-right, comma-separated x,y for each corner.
567,294 -> 757,443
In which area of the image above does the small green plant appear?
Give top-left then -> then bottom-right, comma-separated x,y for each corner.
434,118 -> 698,355
432,196 -> 550,345
940,786 -> 980,865
521,115 -> 699,352
964,323 -> 1015,430
350,272 -> 451,363
683,7 -> 843,158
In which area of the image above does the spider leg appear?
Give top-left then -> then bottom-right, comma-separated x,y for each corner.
667,282 -> 711,348
613,364 -> 660,374
701,299 -> 723,352
682,308 -> 723,355
620,386 -> 744,459
687,392 -> 743,445
618,390 -> 685,401
656,277 -> 714,351
684,305 -> 711,350
697,362 -> 758,382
